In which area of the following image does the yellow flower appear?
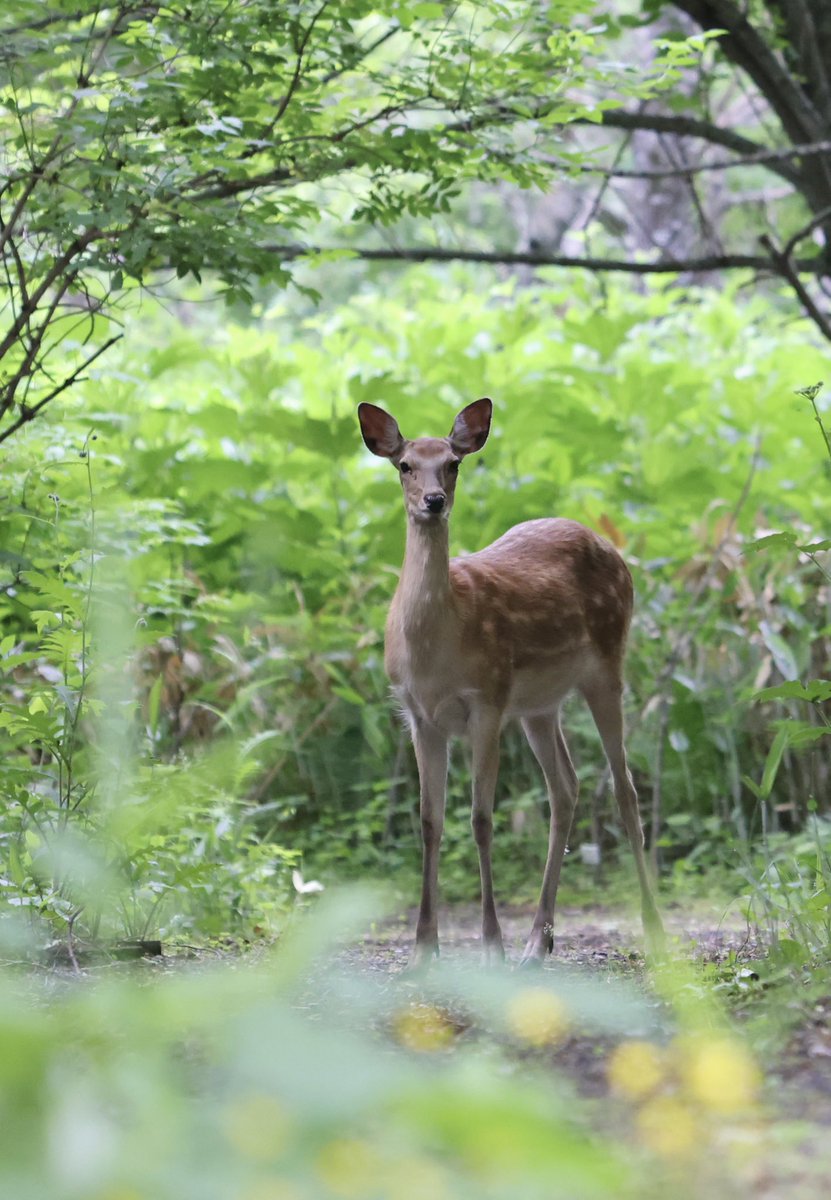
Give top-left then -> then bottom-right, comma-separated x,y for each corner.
223,1093 -> 292,1162
606,1040 -> 666,1100
636,1096 -> 699,1159
677,1036 -> 762,1114
316,1138 -> 383,1198
393,1004 -> 456,1052
506,988 -> 570,1047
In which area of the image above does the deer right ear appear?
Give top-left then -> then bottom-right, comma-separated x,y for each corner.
358,403 -> 405,459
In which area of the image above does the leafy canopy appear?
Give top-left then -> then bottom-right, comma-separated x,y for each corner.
0,0 -> 706,442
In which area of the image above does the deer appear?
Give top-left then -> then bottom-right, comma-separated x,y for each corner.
358,397 -> 664,968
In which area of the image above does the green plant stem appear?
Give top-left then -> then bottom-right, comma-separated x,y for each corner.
808,393 -> 831,463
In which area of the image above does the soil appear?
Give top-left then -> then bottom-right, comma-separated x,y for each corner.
335,901 -> 831,1196
337,900 -> 759,975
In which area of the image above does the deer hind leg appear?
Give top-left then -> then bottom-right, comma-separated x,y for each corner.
519,713 -> 578,967
469,707 -> 505,964
410,718 -> 449,969
580,674 -> 665,953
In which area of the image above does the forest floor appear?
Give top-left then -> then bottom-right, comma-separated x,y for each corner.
333,901 -> 831,1198
25,899 -> 831,1198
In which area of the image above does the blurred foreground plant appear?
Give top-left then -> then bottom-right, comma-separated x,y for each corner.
0,892 -> 777,1200
0,440 -> 297,954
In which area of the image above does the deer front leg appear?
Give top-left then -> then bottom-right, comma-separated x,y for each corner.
410,717 -> 449,969
469,707 -> 505,965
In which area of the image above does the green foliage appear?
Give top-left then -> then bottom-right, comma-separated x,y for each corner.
3,263 -> 830,949
0,0 -> 714,441
0,436 -> 298,947
737,819 -> 831,957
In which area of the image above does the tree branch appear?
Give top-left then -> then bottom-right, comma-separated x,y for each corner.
781,203 -> 831,259
0,334 -> 123,446
555,138 -> 831,181
587,110 -> 802,185
261,241 -> 825,275
769,0 -> 831,125
0,7 -> 90,36
761,209 -> 831,341
674,0 -> 825,144
0,229 -> 100,361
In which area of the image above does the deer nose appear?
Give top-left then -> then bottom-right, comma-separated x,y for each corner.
425,493 -> 445,513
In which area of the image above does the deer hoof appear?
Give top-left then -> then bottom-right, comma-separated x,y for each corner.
517,954 -> 544,971
482,941 -> 506,969
406,942 -> 439,973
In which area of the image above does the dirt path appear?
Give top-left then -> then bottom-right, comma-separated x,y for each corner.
338,901 -> 831,1115
338,900 -> 758,974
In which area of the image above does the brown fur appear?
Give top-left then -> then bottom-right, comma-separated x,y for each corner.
358,398 -> 664,967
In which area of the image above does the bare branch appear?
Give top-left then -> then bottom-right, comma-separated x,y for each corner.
781,203 -> 831,259
586,109 -> 802,185
262,241 -> 823,275
0,7 -> 90,36
761,224 -> 831,341
0,229 -> 100,361
769,0 -> 831,124
0,334 -> 123,446
271,2 -> 330,127
675,0 -> 826,145
554,138 -> 831,181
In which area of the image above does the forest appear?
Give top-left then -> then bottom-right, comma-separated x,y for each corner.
0,1 -> 830,1197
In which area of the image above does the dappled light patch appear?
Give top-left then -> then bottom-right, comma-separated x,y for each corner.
635,1095 -> 700,1160
607,1031 -> 763,1166
392,1003 -> 459,1053
223,1093 -> 294,1162
606,1039 -> 666,1100
676,1035 -> 763,1116
506,987 -> 571,1048
315,1138 -> 385,1198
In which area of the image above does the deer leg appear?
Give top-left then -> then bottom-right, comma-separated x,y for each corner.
519,714 -> 578,967
581,677 -> 665,953
469,707 -> 505,964
410,718 -> 449,969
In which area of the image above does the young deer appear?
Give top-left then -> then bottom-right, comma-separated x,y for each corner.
358,397 -> 664,967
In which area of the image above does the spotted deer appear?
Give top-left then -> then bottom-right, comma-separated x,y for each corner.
358,398 -> 664,967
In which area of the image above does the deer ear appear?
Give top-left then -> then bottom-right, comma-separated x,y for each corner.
449,397 -> 492,457
358,403 -> 405,459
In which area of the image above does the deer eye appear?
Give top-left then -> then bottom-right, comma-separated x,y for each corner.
399,461 -> 411,474
448,459 -> 460,474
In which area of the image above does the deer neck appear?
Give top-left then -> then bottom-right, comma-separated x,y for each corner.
396,519 -> 455,640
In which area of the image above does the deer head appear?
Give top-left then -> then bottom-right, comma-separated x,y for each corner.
358,398 -> 492,524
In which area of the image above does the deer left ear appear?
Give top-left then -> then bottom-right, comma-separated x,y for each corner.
449,397 -> 492,457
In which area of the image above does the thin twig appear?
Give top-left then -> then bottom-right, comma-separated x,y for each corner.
0,333 -> 122,444
760,232 -> 831,342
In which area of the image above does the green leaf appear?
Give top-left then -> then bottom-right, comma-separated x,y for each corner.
773,937 -> 810,966
147,674 -> 163,738
758,621 -> 798,682
760,724 -> 790,799
744,531 -> 798,555
754,680 -> 831,704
